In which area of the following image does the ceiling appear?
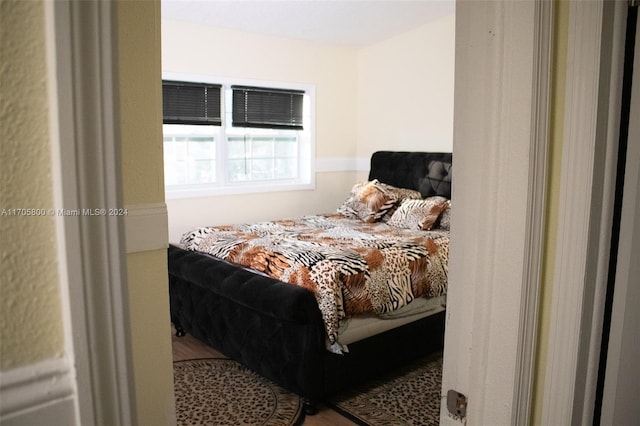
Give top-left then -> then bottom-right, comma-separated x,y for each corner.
161,0 -> 455,47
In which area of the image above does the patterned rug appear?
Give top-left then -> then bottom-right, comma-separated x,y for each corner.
173,358 -> 303,426
328,353 -> 443,426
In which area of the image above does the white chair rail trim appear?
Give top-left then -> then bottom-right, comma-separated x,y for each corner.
124,203 -> 169,254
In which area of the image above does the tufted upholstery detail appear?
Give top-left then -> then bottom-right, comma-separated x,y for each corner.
169,246 -> 327,399
168,245 -> 445,401
368,151 -> 452,199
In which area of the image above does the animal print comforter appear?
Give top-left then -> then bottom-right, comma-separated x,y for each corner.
180,214 -> 449,349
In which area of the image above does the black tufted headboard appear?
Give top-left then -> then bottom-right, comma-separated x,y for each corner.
368,151 -> 453,199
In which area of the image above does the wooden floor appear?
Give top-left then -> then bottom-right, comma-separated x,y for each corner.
171,329 -> 357,426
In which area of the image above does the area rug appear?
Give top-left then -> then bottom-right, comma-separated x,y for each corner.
328,353 -> 443,426
173,358 -> 304,426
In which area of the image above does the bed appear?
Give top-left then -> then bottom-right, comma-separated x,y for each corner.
168,150 -> 452,413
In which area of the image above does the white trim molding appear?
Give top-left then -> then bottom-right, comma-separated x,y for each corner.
0,358 -> 75,425
46,1 -> 137,425
124,203 -> 169,253
542,2 -> 603,422
542,1 -> 626,424
513,0 -> 553,424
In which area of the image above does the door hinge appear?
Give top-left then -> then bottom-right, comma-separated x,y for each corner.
447,389 -> 468,420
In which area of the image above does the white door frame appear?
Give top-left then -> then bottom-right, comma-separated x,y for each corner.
541,2 -> 627,424
46,1 -> 136,425
443,1 -> 627,425
441,1 -> 551,424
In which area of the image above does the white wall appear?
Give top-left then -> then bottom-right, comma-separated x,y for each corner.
162,15 -> 455,243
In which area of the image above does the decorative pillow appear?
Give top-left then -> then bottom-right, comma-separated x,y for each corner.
387,196 -> 450,231
436,202 -> 451,230
377,183 -> 422,222
378,182 -> 422,201
418,160 -> 452,198
337,180 -> 398,222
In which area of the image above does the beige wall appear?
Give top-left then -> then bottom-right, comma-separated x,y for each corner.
0,0 -> 64,370
167,172 -> 358,242
162,15 -> 455,242
120,3 -> 165,205
117,1 -> 175,424
356,14 -> 455,158
125,250 -> 175,424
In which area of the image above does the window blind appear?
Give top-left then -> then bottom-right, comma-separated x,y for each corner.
232,86 -> 304,130
162,80 -> 222,125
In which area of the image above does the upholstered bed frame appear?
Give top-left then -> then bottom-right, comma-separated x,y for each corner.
168,151 -> 452,413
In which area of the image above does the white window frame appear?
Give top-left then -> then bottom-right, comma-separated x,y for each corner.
162,72 -> 315,199
163,124 -> 219,187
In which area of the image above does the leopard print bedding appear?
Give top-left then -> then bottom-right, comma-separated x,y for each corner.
181,214 -> 449,347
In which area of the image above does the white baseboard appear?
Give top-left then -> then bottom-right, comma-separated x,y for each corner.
124,202 -> 169,253
0,358 -> 76,425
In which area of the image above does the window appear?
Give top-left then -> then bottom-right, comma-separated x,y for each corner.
162,75 -> 313,198
231,86 -> 304,130
227,134 -> 298,182
163,125 -> 217,186
162,80 -> 222,125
